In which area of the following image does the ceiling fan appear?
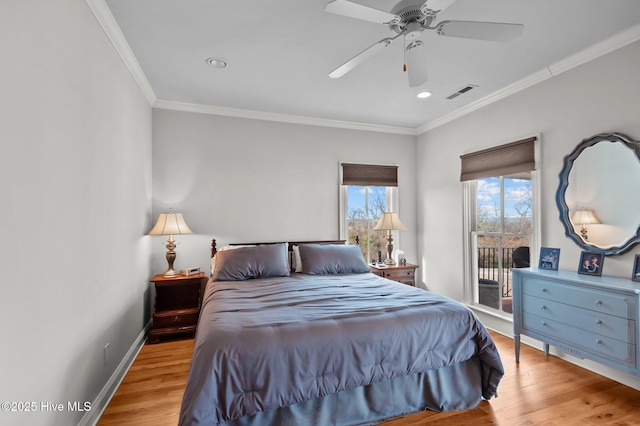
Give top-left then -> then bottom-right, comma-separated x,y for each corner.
325,0 -> 524,87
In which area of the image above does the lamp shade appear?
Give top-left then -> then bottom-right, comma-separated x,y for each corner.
373,212 -> 407,231
572,209 -> 600,226
148,212 -> 193,236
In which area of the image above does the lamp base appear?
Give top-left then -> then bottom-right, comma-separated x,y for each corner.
162,236 -> 179,277
385,231 -> 396,265
580,226 -> 589,241
162,268 -> 180,278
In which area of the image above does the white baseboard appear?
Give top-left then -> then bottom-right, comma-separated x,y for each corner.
78,320 -> 151,426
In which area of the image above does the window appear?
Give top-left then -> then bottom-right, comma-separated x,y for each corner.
461,137 -> 540,314
339,163 -> 398,262
475,175 -> 532,313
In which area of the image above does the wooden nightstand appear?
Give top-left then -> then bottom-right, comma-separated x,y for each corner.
148,272 -> 206,344
370,263 -> 418,286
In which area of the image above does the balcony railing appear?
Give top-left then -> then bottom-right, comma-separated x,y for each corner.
477,247 -> 526,297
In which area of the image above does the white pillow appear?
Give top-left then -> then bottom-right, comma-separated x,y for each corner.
292,245 -> 303,272
211,245 -> 255,275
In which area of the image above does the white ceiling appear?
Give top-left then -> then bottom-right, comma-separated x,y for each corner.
104,0 -> 640,131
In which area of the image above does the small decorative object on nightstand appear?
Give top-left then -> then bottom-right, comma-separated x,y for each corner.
370,263 -> 418,286
148,272 -> 206,344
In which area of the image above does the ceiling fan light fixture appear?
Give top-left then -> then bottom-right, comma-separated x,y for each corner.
417,91 -> 432,98
206,57 -> 228,69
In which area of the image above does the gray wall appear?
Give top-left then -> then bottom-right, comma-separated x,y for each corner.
151,109 -> 418,278
417,40 -> 640,388
4,2 -> 640,422
0,1 -> 152,425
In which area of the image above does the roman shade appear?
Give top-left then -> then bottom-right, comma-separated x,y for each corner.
460,137 -> 536,181
342,163 -> 398,187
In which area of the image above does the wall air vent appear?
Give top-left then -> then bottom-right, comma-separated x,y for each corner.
446,84 -> 478,100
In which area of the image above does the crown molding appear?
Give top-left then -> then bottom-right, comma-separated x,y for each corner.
85,0 -> 156,106
153,100 -> 418,136
87,0 -> 639,137
417,23 -> 640,134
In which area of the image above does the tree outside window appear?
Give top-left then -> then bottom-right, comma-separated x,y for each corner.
346,186 -> 388,262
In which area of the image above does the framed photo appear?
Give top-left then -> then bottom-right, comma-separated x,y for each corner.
632,255 -> 640,282
538,247 -> 560,271
578,251 -> 604,276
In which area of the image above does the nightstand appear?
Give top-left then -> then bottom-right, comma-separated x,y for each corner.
148,272 -> 206,344
370,263 -> 418,286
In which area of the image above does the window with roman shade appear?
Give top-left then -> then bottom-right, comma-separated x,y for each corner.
339,163 -> 399,263
460,135 -> 540,315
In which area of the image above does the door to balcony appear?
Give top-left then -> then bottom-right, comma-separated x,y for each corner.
475,234 -> 530,314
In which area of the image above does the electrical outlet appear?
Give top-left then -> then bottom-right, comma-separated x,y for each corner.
104,343 -> 110,366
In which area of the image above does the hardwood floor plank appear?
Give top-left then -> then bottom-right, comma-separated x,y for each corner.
98,332 -> 640,425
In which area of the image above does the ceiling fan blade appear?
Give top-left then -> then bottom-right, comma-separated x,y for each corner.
329,37 -> 396,79
406,41 -> 428,87
420,0 -> 457,15
325,0 -> 400,25
435,20 -> 524,42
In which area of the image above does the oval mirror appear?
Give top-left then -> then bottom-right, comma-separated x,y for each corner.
556,133 -> 640,255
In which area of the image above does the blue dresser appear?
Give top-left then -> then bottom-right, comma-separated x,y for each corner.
512,268 -> 640,377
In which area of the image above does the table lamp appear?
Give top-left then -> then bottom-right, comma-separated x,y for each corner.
148,210 -> 192,277
572,209 -> 599,241
373,212 -> 407,265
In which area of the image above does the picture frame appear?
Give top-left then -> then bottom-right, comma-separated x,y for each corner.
538,247 -> 560,271
577,251 -> 604,276
632,254 -> 640,282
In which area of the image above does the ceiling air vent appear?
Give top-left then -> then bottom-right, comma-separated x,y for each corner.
446,84 -> 478,100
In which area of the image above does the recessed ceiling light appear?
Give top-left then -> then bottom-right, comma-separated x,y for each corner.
416,91 -> 432,99
206,57 -> 228,69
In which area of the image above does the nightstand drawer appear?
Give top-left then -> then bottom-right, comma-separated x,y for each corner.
379,268 -> 415,280
153,310 -> 199,329
370,263 -> 418,286
522,295 -> 633,343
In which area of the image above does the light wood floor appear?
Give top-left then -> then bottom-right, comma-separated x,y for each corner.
98,332 -> 640,425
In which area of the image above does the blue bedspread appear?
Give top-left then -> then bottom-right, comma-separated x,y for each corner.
179,273 -> 503,425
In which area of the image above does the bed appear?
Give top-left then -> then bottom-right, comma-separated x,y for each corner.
178,240 -> 503,425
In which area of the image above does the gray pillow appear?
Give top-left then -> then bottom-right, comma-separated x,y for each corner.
299,244 -> 370,275
211,243 -> 290,281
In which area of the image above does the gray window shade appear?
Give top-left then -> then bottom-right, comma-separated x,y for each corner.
342,163 -> 398,187
460,137 -> 536,182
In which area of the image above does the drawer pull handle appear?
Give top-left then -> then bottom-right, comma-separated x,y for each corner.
172,316 -> 181,323
595,319 -> 603,326
595,300 -> 602,306
540,305 -> 547,310
542,322 -> 548,327
541,288 -> 548,292
596,339 -> 603,345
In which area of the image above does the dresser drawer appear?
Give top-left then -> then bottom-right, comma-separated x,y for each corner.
522,295 -> 634,344
523,312 -> 635,367
522,277 -> 631,317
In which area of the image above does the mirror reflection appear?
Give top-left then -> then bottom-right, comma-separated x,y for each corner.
557,133 -> 640,255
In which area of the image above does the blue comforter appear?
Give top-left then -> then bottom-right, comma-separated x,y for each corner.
179,273 -> 503,425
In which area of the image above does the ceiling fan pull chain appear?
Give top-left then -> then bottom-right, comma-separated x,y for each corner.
403,34 -> 407,72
